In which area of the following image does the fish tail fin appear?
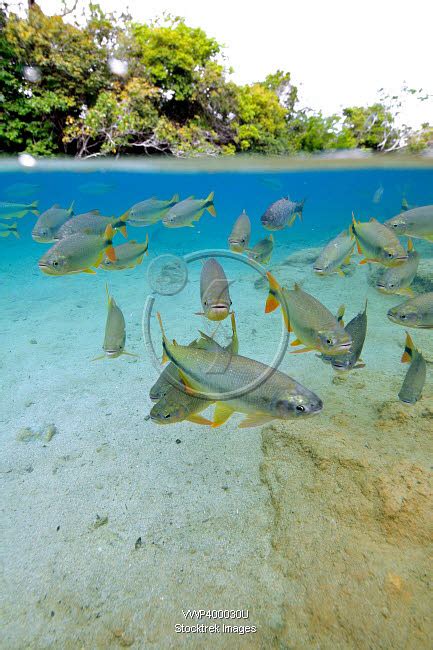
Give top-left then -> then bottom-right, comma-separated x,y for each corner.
297,198 -> 306,222
119,225 -> 128,238
205,191 -> 216,216
31,201 -> 39,215
401,331 -> 415,363
103,224 -> 116,262
265,272 -> 281,313
156,312 -> 170,364
68,200 -> 75,215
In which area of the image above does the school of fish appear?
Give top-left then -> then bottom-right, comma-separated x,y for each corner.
2,190 -> 432,422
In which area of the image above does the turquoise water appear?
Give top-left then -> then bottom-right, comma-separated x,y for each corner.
2,160 -> 432,648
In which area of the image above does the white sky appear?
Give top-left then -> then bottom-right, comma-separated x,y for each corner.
28,0 -> 433,127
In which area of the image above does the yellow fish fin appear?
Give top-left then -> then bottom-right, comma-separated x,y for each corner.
407,238 -> 413,252
359,258 -> 376,265
290,338 -> 303,347
287,213 -> 297,227
336,305 -> 345,326
238,413 -> 274,429
290,346 -> 315,354
343,255 -> 352,265
91,354 -> 106,361
187,414 -> 213,426
156,312 -> 171,364
206,191 -> 216,217
211,402 -> 235,428
119,225 -> 128,238
83,268 -> 97,274
337,269 -> 345,277
397,287 -> 414,297
356,240 -> 363,255
401,331 -> 414,363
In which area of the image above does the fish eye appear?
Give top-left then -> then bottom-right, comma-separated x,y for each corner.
326,338 -> 333,345
387,252 -> 393,258
52,260 -> 59,267
296,405 -> 305,412
163,413 -> 170,419
400,314 -> 407,319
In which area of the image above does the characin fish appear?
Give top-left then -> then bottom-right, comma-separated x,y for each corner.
162,192 -> 216,228
246,235 -> 274,265
149,386 -> 213,425
398,332 -> 427,404
261,196 -> 304,231
321,301 -> 368,371
32,202 -> 75,242
384,205 -> 433,242
197,258 -> 232,321
150,313 -> 239,402
124,194 -> 179,226
0,200 -> 38,219
0,221 -> 19,239
78,182 -> 115,196
38,225 -> 116,276
351,215 -> 407,267
93,285 -> 136,360
265,273 -> 352,356
387,292 -> 433,329
4,183 -> 39,198
99,235 -> 149,270
313,229 -> 355,277
149,314 -> 239,425
228,210 -> 251,252
55,211 -> 128,240
376,239 -> 419,297
156,313 -> 323,429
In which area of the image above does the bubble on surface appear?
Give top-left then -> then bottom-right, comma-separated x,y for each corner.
18,153 -> 36,168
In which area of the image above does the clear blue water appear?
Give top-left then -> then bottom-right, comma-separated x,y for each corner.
2,160 -> 432,648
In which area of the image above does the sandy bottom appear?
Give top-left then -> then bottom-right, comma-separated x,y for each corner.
1,239 -> 433,649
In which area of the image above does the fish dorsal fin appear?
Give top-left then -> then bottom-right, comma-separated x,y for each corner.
89,209 -> 100,215
369,217 -> 379,223
52,203 -> 61,208
186,195 -> 194,200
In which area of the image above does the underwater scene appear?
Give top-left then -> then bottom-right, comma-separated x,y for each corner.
1,160 -> 432,648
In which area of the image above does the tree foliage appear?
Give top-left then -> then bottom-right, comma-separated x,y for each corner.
0,2 -> 431,157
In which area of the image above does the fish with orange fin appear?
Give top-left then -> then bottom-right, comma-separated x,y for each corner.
55,211 -> 128,240
398,332 -> 426,404
265,272 -> 352,356
155,312 -> 322,429
351,214 -> 407,266
162,192 -> 216,228
99,235 -> 149,270
38,224 -> 116,275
